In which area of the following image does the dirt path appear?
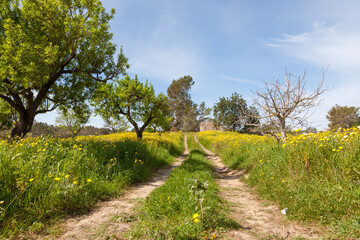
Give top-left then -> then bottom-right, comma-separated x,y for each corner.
39,136 -> 189,240
194,136 -> 322,240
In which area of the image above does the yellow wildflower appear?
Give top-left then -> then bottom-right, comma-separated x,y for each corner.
193,213 -> 199,219
87,179 -> 92,183
29,178 -> 34,182
54,177 -> 60,181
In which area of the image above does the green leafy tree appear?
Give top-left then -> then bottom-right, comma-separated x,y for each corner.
56,103 -> 91,137
326,104 -> 360,129
93,75 -> 171,139
213,92 -> 258,132
0,0 -> 128,138
0,99 -> 17,131
167,75 -> 197,131
101,113 -> 129,133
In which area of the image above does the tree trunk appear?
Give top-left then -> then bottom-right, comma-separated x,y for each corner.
136,129 -> 143,139
279,118 -> 286,140
10,111 -> 34,138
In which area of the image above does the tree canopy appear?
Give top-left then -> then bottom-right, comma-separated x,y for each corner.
167,75 -> 209,131
0,0 -> 128,138
167,75 -> 195,130
213,92 -> 258,132
0,99 -> 16,131
326,104 -> 360,129
92,75 -> 171,139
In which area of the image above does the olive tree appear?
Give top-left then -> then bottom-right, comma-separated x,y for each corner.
93,75 -> 171,139
0,0 -> 128,138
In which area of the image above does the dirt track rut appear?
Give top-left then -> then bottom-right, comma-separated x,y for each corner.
194,136 -> 322,240
38,136 -> 189,240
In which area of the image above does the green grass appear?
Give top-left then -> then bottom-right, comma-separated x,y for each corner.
0,133 -> 183,238
198,135 -> 269,170
198,130 -> 360,239
128,135 -> 239,239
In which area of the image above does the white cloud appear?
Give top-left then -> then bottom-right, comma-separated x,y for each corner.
221,75 -> 262,86
268,22 -> 360,73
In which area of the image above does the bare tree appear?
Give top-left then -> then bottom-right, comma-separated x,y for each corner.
252,69 -> 326,140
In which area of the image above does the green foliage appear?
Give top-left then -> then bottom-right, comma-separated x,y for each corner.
167,75 -> 198,131
0,133 -> 183,237
101,113 -> 129,133
0,0 -> 128,137
93,75 -> 171,138
129,136 -> 239,239
56,104 -> 91,137
0,99 -> 16,131
326,104 -> 360,129
213,92 -> 259,132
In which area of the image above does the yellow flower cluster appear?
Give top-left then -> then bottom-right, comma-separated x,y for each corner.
77,131 -> 182,149
192,213 -> 200,223
283,126 -> 360,153
197,131 -> 274,149
134,159 -> 144,166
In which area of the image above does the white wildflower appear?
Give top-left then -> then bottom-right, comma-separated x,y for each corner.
281,208 -> 288,215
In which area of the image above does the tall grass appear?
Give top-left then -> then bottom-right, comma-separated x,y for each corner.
0,132 -> 183,238
198,129 -> 360,239
129,136 -> 239,239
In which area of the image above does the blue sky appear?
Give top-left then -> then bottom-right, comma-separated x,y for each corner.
36,0 -> 360,130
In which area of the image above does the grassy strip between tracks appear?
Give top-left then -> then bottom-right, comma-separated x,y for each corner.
129,135 -> 239,239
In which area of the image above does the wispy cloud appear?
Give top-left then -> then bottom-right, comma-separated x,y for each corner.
267,22 -> 360,128
267,22 -> 360,73
221,75 -> 262,86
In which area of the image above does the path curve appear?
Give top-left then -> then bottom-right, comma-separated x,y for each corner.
39,135 -> 189,240
194,136 -> 322,240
